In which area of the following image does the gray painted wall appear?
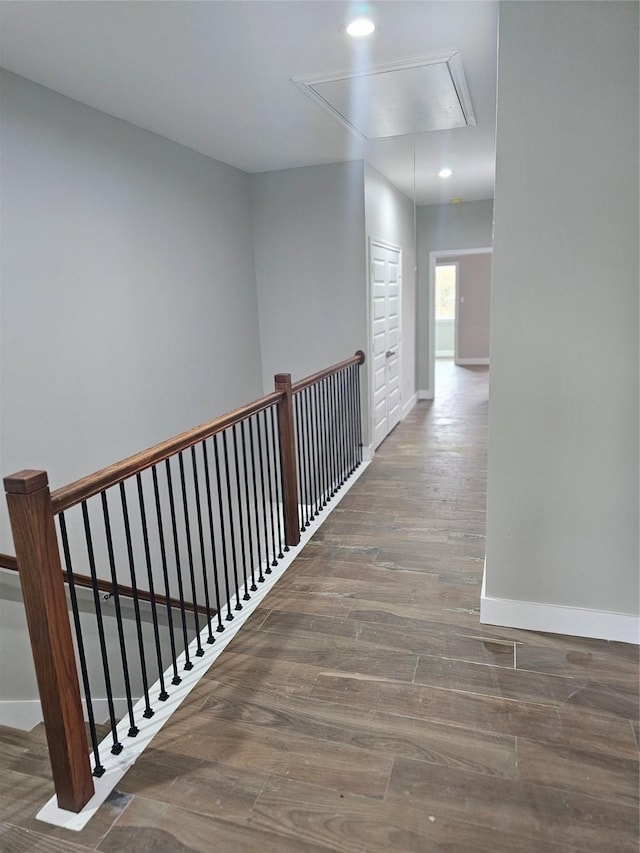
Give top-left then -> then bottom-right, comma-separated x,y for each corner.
417,200 -> 494,391
0,71 -> 264,710
450,253 -> 492,361
364,164 -> 418,418
485,1 -> 639,617
250,161 -> 368,433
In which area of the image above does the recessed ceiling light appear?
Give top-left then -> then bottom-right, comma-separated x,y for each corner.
438,168 -> 453,178
346,18 -> 375,38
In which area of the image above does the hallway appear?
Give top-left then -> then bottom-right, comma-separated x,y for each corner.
1,363 -> 638,852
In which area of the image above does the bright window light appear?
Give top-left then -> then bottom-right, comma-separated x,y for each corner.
346,18 -> 375,37
438,168 -> 453,178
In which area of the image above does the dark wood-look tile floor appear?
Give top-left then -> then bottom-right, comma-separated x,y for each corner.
1,360 -> 638,852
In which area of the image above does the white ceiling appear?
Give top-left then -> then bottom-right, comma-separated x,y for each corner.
0,1 -> 498,206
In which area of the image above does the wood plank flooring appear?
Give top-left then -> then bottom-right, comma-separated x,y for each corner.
1,360 -> 638,852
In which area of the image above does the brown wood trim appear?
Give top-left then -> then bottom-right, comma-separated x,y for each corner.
2,547 -> 209,616
274,373 -> 301,548
66,571 -> 210,617
51,391 -> 283,514
0,553 -> 18,571
291,350 -> 365,394
4,471 -> 94,812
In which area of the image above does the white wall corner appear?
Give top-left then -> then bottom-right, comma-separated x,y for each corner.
456,358 -> 490,366
362,444 -> 375,462
402,393 -> 418,419
418,389 -> 434,401
480,562 -> 640,645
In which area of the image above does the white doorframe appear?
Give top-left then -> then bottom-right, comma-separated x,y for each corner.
368,237 -> 403,451
427,247 -> 492,398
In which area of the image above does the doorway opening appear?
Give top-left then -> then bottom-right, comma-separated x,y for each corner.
427,247 -> 492,398
435,262 -> 458,359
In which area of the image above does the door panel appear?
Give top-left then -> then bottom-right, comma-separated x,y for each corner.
370,241 -> 402,448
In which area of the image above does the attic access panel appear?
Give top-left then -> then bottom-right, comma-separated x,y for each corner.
295,52 -> 476,140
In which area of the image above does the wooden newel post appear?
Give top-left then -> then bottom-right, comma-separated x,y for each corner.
274,374 -> 301,548
4,470 -> 94,813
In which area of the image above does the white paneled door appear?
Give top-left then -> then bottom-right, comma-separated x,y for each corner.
371,240 -> 402,448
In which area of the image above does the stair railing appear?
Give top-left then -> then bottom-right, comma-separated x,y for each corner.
2,351 -> 364,813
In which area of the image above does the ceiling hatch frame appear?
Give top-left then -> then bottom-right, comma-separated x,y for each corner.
293,51 -> 477,141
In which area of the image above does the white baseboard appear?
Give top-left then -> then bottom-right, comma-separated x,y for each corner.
0,700 -> 44,731
456,358 -> 490,366
0,698 -> 129,732
480,565 -> 639,644
402,393 -> 418,419
362,444 -> 374,462
418,389 -> 433,401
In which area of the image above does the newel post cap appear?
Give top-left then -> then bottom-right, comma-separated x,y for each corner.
4,470 -> 49,495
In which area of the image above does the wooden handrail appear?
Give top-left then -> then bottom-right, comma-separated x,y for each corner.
291,350 -> 365,395
50,352 -> 365,514
51,391 -> 283,514
0,552 -> 18,571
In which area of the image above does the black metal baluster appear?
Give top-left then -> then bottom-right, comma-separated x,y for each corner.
59,513 -> 105,777
136,473 -> 170,696
336,370 -> 347,487
300,389 -> 311,527
222,430 -> 243,610
356,361 -> 363,464
331,372 -> 340,490
249,416 -> 266,583
201,439 -> 226,632
322,378 -> 335,502
319,380 -> 330,507
300,390 -> 311,528
100,492 -> 138,736
329,373 -> 340,492
327,373 -> 336,493
164,459 -> 193,670
190,446 -> 215,644
347,364 -> 356,476
294,392 -> 305,531
353,362 -> 361,468
323,377 -> 335,499
312,381 -> 323,514
335,369 -> 345,485
262,408 -> 278,569
256,409 -> 273,572
270,405 -> 285,556
81,500 -> 123,750
349,363 -> 357,473
120,483 -> 158,706
232,424 -> 251,599
240,419 -> 257,592
213,433 -> 234,620
151,465 -> 181,684
303,386 -> 316,520
178,452 -> 204,655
